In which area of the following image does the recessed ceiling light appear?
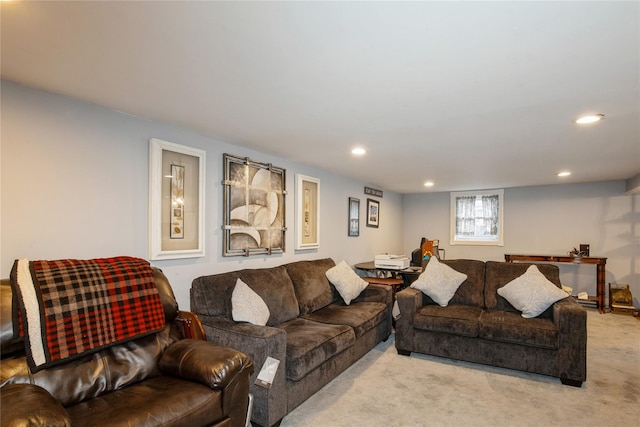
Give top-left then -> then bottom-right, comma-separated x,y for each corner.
424,181 -> 434,187
351,147 -> 366,156
557,171 -> 571,177
574,114 -> 604,124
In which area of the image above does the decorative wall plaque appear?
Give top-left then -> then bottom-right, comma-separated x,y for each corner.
222,154 -> 286,256
364,186 -> 383,198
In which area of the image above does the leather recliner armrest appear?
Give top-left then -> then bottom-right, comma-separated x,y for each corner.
158,339 -> 253,390
175,310 -> 207,340
1,383 -> 71,427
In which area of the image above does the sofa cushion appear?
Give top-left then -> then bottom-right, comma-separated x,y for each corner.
413,305 -> 482,337
484,261 -> 561,315
439,259 -> 486,307
479,310 -> 558,349
284,258 -> 337,314
238,267 -> 300,326
301,301 -> 388,338
191,271 -> 242,318
411,257 -> 468,306
231,278 -> 270,326
191,266 -> 300,326
280,318 -> 355,382
325,261 -> 369,305
497,265 -> 569,318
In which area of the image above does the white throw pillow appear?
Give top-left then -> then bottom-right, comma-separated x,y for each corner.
325,260 -> 369,305
497,265 -> 568,318
231,278 -> 270,326
410,257 -> 467,306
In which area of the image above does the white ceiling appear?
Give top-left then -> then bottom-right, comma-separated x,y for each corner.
2,1 -> 638,194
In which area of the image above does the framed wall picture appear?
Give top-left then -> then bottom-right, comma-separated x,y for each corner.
222,154 -> 286,256
149,138 -> 205,260
348,197 -> 360,236
295,174 -> 320,250
366,198 -> 380,228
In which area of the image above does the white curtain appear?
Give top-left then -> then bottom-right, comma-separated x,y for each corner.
455,196 -> 476,235
481,195 -> 499,236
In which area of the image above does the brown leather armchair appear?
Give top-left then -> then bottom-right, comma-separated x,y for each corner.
0,267 -> 254,427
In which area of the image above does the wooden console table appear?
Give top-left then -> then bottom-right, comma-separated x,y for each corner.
504,254 -> 607,313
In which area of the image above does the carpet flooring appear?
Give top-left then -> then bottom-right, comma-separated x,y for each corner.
275,310 -> 639,427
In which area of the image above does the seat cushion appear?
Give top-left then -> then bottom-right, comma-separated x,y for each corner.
302,301 -> 388,338
413,305 -> 482,337
66,375 -> 223,427
280,318 -> 355,382
479,310 -> 558,349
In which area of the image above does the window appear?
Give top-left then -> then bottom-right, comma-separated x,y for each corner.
450,189 -> 504,246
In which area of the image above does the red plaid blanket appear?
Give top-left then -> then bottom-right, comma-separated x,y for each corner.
11,256 -> 165,372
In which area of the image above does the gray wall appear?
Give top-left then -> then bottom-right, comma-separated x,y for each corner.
1,81 -> 404,309
403,183 -> 639,308
3,81 -> 637,311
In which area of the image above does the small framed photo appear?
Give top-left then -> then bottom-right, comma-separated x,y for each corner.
149,138 -> 205,260
295,174 -> 320,250
348,197 -> 360,236
366,198 -> 379,228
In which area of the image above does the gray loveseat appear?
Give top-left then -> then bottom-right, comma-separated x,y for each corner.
395,259 -> 587,386
191,258 -> 393,427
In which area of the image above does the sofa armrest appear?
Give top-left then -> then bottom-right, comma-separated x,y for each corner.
352,283 -> 393,305
553,297 -> 587,385
395,287 -> 424,353
198,315 -> 288,427
159,339 -> 254,390
175,310 -> 206,340
396,287 -> 423,322
197,315 -> 287,365
1,383 -> 71,427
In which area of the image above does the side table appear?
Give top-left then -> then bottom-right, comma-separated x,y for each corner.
362,276 -> 405,299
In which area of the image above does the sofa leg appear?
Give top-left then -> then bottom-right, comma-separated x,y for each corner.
396,349 -> 411,356
560,378 -> 583,387
251,421 -> 282,427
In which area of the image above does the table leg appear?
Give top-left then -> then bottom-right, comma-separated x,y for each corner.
597,263 -> 606,313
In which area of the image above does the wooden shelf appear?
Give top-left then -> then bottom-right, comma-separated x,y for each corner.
576,297 -> 598,308
505,254 -> 607,313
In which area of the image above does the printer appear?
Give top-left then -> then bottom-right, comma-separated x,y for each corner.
374,254 -> 410,270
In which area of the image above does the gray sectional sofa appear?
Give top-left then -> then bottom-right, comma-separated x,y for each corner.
190,258 -> 393,427
395,259 -> 587,386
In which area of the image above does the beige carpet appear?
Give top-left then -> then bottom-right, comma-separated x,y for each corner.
277,310 -> 639,427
